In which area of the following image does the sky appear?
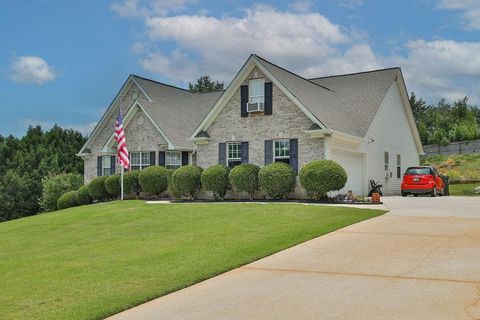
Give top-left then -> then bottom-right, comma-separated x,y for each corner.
1,0 -> 479,137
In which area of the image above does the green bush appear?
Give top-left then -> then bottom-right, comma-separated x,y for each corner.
88,176 -> 109,201
76,185 -> 91,205
40,173 -> 83,211
259,162 -> 296,199
171,165 -> 203,200
299,160 -> 347,200
124,170 -> 142,198
57,190 -> 78,210
105,174 -> 121,198
229,163 -> 260,200
201,165 -> 230,200
138,166 -> 169,196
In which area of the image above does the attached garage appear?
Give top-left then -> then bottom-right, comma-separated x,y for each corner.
328,148 -> 365,195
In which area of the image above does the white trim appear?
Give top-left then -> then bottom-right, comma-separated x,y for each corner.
330,129 -> 365,144
226,141 -> 242,166
273,139 -> 291,161
304,129 -> 333,138
131,77 -> 153,103
79,76 -> 148,154
190,55 -> 328,139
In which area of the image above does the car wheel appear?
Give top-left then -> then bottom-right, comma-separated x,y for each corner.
401,192 -> 407,197
431,186 -> 437,197
413,194 -> 418,197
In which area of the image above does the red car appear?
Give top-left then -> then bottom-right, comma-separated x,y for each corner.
401,166 -> 445,197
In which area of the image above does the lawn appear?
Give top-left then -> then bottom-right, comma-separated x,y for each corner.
449,183 -> 480,196
0,201 -> 384,320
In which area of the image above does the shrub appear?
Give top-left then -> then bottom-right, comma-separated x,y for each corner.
124,170 -> 142,198
299,160 -> 347,200
229,164 -> 260,200
138,166 -> 169,196
88,176 -> 109,201
105,174 -> 121,198
40,173 -> 83,211
259,162 -> 296,199
76,185 -> 91,205
201,165 -> 230,200
57,190 -> 78,210
171,165 -> 203,200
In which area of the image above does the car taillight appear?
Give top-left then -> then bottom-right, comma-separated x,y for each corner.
428,175 -> 434,181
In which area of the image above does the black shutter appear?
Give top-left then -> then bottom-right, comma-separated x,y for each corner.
150,151 -> 156,166
219,143 -> 226,165
240,85 -> 248,117
110,156 -> 116,175
182,151 -> 189,166
97,156 -> 103,176
158,151 -> 166,167
264,140 -> 273,165
290,139 -> 298,174
264,82 -> 272,115
241,141 -> 249,163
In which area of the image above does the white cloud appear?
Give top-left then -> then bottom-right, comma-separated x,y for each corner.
110,0 -> 196,17
392,39 -> 480,103
437,0 -> 480,30
9,56 -> 57,84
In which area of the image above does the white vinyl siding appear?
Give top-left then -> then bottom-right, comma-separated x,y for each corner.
366,82 -> 420,195
131,151 -> 150,170
249,78 -> 265,103
166,151 -> 181,169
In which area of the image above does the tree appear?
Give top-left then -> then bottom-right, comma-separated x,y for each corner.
188,75 -> 224,93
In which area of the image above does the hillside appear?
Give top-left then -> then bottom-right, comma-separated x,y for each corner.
0,201 -> 383,320
421,153 -> 480,182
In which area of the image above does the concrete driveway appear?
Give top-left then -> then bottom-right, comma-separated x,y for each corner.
108,196 -> 480,320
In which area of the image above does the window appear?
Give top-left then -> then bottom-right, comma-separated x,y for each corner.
274,140 -> 290,164
397,154 -> 401,179
131,152 -> 150,170
227,142 -> 242,168
166,151 -> 181,170
384,152 -> 389,172
102,156 -> 114,176
249,78 -> 265,103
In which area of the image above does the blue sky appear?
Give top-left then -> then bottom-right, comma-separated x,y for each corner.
1,0 -> 479,136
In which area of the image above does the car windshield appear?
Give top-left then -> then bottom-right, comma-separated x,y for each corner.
405,167 -> 432,175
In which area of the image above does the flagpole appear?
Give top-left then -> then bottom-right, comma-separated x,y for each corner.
121,166 -> 124,200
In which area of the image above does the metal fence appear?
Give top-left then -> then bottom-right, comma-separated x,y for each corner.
423,139 -> 480,157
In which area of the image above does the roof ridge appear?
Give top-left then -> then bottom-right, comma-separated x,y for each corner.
309,67 -> 400,80
131,74 -> 194,93
253,54 -> 334,92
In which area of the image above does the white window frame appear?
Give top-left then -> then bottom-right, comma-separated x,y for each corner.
102,156 -> 114,176
397,154 -> 401,179
274,139 -> 290,164
130,151 -> 151,171
249,78 -> 265,103
166,151 -> 182,170
384,151 -> 389,172
227,142 -> 242,168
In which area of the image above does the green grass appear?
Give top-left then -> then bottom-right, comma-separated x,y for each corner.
421,153 -> 480,181
0,201 -> 384,320
449,183 -> 480,196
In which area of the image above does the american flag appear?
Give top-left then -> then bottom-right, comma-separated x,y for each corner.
114,108 -> 129,170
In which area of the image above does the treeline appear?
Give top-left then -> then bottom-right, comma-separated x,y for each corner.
410,94 -> 480,145
0,125 -> 86,221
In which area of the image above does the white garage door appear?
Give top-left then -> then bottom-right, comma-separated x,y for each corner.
329,148 -> 364,195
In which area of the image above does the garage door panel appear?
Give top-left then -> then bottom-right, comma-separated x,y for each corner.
329,149 -> 364,195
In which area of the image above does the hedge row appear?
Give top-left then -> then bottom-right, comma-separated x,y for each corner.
56,160 -> 347,210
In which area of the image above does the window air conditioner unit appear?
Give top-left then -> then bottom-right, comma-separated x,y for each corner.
247,102 -> 264,113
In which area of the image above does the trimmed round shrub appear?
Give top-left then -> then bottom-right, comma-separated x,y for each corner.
171,165 -> 203,200
259,162 -> 296,199
124,170 -> 142,198
76,185 -> 91,205
105,174 -> 121,199
299,160 -> 347,200
88,176 -> 109,201
57,190 -> 78,210
40,173 -> 83,211
229,163 -> 260,200
138,166 -> 169,196
201,165 -> 230,200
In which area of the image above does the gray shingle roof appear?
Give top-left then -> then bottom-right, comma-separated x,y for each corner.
254,55 -> 398,137
132,75 -> 223,149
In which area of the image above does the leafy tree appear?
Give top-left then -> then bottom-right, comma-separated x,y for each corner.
188,75 -> 224,93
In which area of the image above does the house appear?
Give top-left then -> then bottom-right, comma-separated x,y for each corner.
78,54 -> 424,196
